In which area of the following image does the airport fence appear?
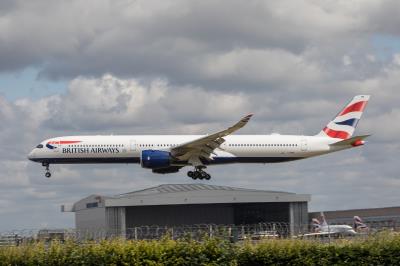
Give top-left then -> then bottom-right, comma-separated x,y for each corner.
1,221 -> 399,246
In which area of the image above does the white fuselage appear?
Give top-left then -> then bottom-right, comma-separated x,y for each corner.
319,224 -> 357,236
28,134 -> 344,165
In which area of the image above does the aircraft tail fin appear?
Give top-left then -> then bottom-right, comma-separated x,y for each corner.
320,212 -> 328,227
317,95 -> 370,140
353,215 -> 368,231
311,218 -> 321,232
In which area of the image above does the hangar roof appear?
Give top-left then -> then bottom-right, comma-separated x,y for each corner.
118,183 -> 290,197
64,184 -> 310,212
106,183 -> 310,207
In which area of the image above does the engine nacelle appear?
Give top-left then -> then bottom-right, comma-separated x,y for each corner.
141,150 -> 171,169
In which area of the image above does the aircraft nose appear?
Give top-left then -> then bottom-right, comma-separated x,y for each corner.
28,149 -> 36,161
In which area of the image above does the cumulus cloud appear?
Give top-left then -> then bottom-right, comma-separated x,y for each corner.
47,75 -> 168,130
43,74 -> 252,132
201,48 -> 323,88
0,0 -> 390,89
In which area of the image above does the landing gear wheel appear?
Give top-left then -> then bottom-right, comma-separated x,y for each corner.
188,166 -> 212,181
200,171 -> 207,180
193,171 -> 201,180
42,162 -> 51,178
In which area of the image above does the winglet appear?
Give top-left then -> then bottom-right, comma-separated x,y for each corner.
241,113 -> 253,123
233,113 -> 254,131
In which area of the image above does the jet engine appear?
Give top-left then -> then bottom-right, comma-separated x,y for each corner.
141,150 -> 171,169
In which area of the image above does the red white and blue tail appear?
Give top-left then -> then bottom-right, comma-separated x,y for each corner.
353,216 -> 368,231
311,218 -> 321,232
317,95 -> 370,140
320,212 -> 328,227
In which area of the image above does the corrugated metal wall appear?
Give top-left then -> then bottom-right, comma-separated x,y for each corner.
233,202 -> 290,224
75,207 -> 106,230
125,204 -> 234,226
106,207 -> 125,235
290,202 -> 308,235
123,202 -> 300,227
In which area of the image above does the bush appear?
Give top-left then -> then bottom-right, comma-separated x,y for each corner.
237,233 -> 400,266
1,233 -> 400,265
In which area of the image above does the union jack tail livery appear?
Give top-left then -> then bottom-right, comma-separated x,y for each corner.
353,215 -> 369,231
320,212 -> 328,227
311,218 -> 321,232
318,95 -> 370,140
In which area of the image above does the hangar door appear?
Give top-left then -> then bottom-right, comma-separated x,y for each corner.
233,203 -> 290,224
125,204 -> 234,227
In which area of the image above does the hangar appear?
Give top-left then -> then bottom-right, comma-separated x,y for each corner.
62,183 -> 310,236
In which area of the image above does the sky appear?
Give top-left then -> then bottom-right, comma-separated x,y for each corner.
1,0 -> 400,230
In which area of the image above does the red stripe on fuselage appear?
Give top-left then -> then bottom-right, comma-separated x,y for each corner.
48,141 -> 81,144
338,101 -> 367,116
323,127 -> 350,139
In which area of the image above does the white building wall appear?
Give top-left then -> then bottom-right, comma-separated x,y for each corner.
75,207 -> 106,231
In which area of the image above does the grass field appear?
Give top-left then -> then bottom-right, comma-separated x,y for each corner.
1,232 -> 400,265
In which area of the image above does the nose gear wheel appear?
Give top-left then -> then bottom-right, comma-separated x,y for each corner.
42,162 -> 51,178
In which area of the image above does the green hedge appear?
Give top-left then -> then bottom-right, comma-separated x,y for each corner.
238,235 -> 400,266
1,234 -> 400,265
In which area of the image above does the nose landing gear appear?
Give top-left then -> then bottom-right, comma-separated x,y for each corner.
187,167 -> 211,180
42,162 -> 51,178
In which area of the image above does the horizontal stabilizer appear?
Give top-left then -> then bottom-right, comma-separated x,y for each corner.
330,135 -> 371,146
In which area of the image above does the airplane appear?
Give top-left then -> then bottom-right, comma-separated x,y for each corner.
28,95 -> 370,180
301,212 -> 358,238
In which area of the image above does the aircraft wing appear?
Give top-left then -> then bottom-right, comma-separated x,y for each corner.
302,232 -> 332,236
299,231 -> 342,238
171,114 -> 253,164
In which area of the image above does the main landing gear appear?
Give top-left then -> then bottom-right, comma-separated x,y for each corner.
42,162 -> 51,178
187,167 -> 211,180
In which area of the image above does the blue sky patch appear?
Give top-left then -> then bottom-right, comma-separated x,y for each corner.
0,67 -> 67,100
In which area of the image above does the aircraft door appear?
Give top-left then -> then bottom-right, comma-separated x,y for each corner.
129,140 -> 136,152
300,139 -> 308,152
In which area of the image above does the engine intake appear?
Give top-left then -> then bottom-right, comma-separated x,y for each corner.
141,150 -> 171,169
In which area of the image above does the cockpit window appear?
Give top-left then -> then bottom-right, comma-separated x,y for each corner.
36,144 -> 43,149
